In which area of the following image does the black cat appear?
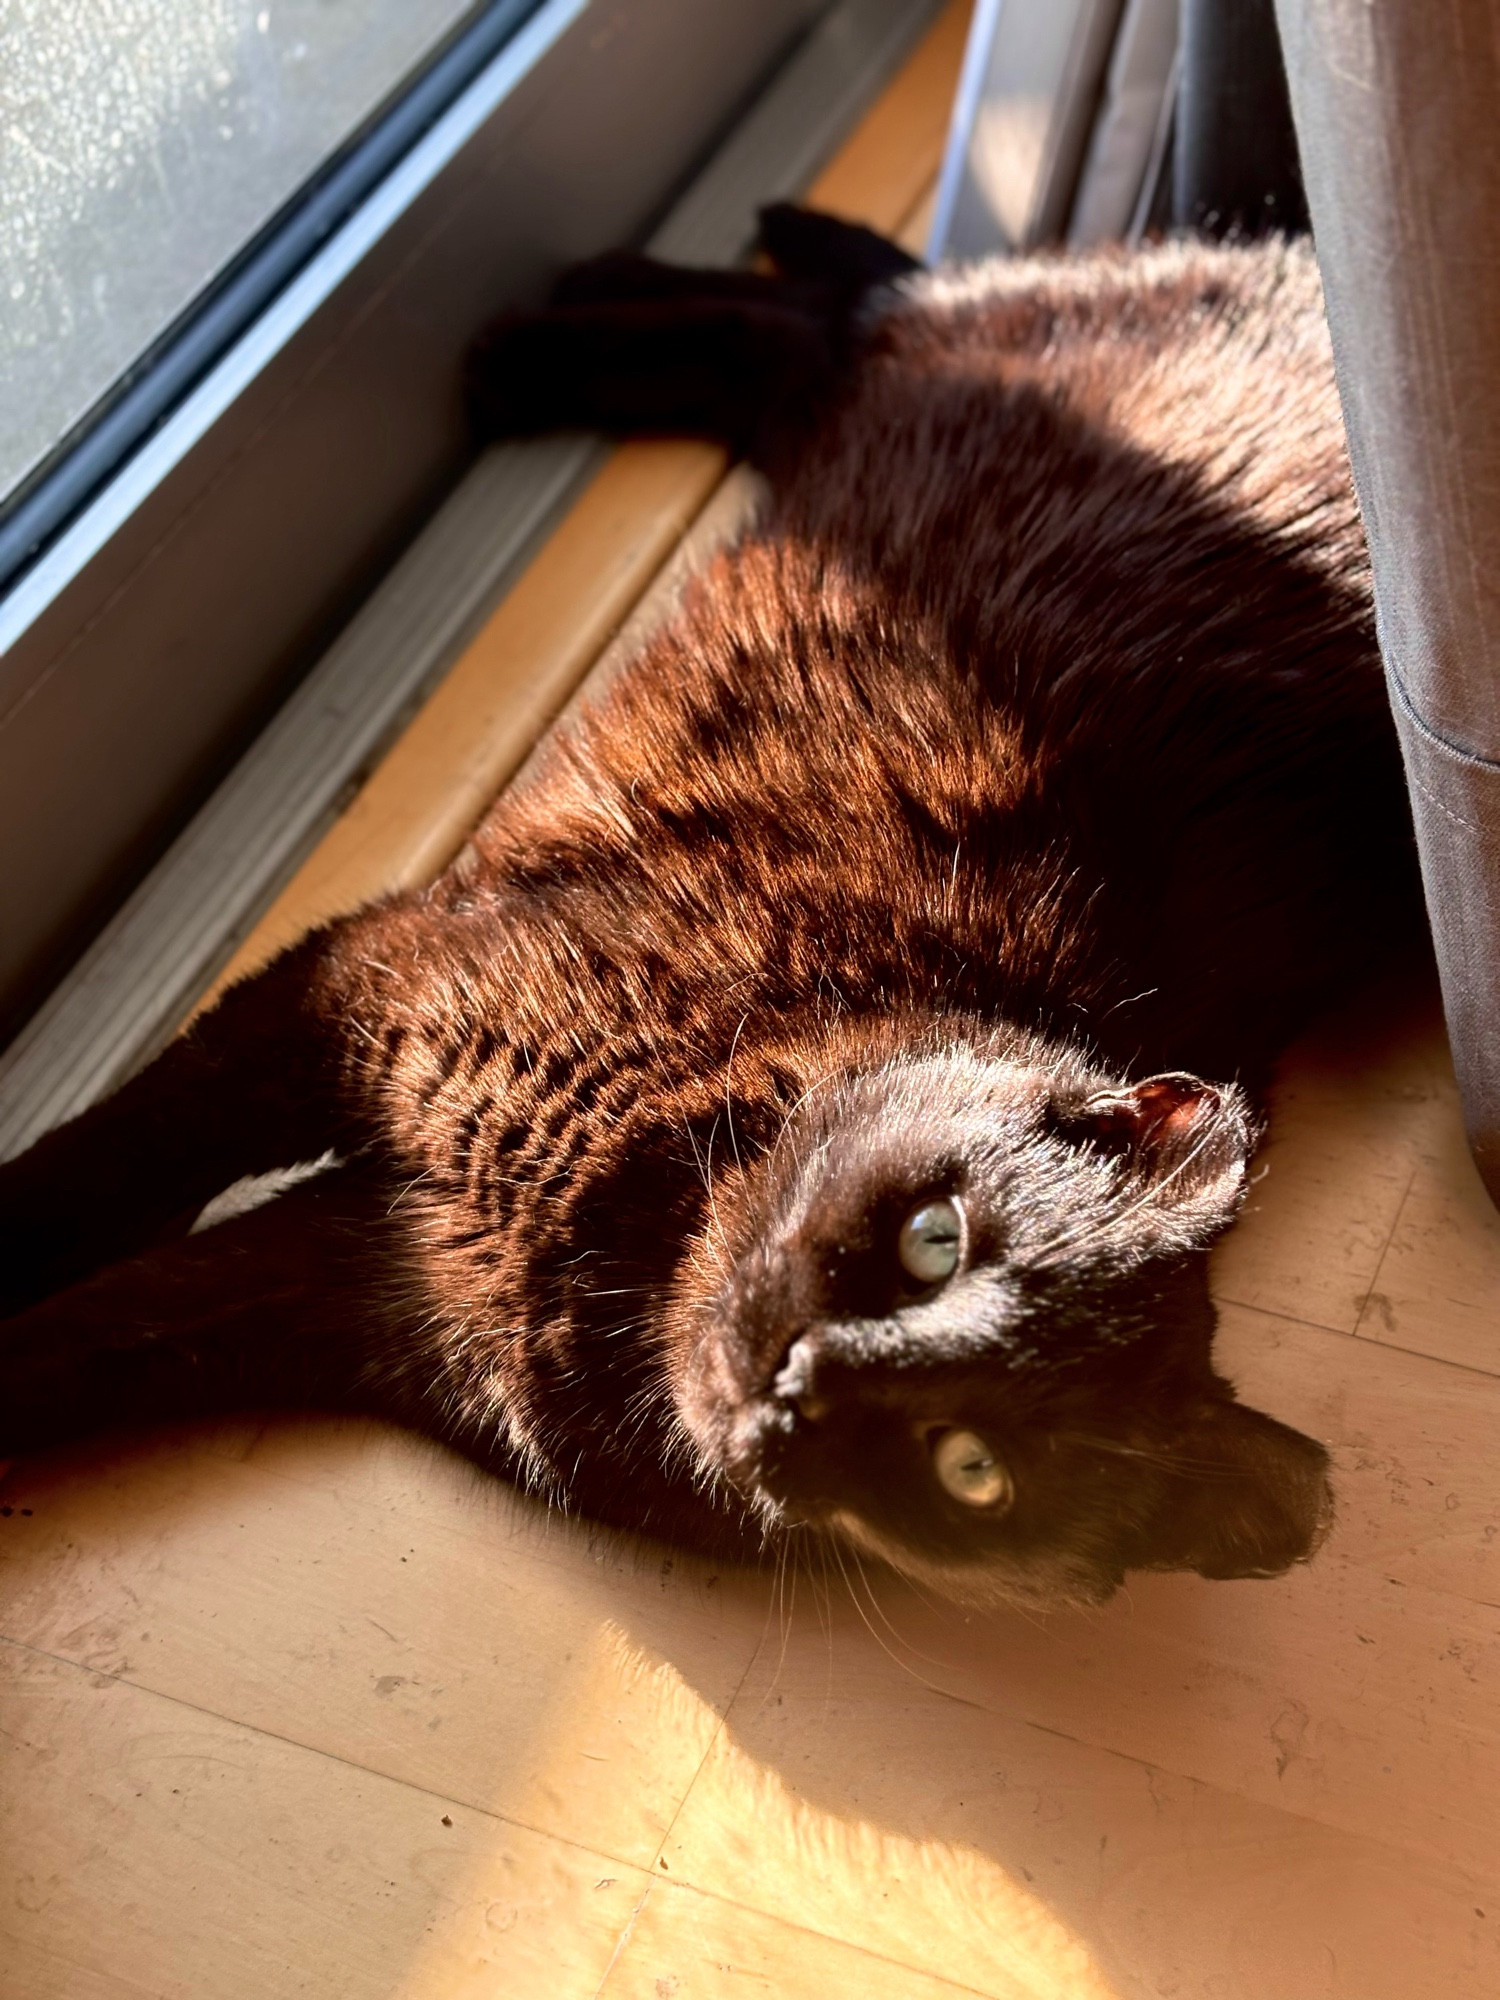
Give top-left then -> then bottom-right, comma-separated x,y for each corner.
0,209 -> 1417,1608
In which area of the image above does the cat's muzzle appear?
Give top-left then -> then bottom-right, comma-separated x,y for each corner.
706,1314 -> 1336,1605
730,1328 -> 1018,1539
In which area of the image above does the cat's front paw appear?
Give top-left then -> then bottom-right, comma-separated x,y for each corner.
464,312 -> 586,441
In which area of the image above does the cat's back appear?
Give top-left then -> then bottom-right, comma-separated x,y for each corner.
481,244 -> 1370,842
433,235 -> 1404,1077
494,236 -> 1367,806
864,233 -> 1352,552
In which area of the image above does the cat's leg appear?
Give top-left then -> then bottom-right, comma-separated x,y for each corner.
548,252 -> 820,311
467,295 -> 838,457
0,1159 -> 411,1457
548,208 -> 919,309
0,923 -> 372,1319
465,206 -> 919,461
755,202 -> 921,288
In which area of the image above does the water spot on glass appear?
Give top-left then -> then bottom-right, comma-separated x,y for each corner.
1,0 -> 478,500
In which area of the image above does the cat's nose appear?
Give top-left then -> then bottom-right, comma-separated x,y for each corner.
770,1329 -> 921,1432
762,1335 -> 1016,1521
770,1333 -> 830,1423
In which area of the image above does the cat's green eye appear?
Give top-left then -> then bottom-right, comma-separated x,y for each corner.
931,1428 -> 1012,1510
897,1196 -> 962,1284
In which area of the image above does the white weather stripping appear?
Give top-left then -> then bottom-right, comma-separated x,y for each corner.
0,0 -> 942,1162
927,0 -> 1125,261
1067,0 -> 1178,247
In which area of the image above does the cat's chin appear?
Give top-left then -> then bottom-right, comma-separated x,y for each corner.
676,1366 -> 1332,1611
820,1506 -> 1122,1613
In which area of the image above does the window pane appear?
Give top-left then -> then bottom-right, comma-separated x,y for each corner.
1,0 -> 487,505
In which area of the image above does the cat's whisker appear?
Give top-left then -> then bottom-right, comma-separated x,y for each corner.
1049,1429 -> 1250,1480
810,1539 -> 833,1645
767,1062 -> 843,1165
749,1540 -> 792,1717
845,1543 -> 955,1673
679,1111 -> 726,1256
826,1535 -> 972,1704
724,1010 -> 750,1180
771,1540 -> 796,1692
1029,1119 -> 1226,1265
703,1112 -> 725,1254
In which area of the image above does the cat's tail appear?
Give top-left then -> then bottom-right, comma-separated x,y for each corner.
0,919 -> 376,1323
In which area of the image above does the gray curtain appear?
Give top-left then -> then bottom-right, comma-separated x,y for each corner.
1277,0 -> 1500,1208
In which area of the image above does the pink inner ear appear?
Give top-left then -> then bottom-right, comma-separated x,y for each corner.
1128,1074 -> 1216,1144
1066,1071 -> 1223,1155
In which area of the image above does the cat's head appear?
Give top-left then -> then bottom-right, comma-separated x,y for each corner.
667,1033 -> 1331,1608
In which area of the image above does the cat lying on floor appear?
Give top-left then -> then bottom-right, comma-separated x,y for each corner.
0,208 -> 1418,1608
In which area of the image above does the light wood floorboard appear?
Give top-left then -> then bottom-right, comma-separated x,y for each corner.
5,4 -> 1499,1994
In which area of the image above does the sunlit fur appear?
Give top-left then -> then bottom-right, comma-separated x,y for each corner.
0,232 -> 1413,1605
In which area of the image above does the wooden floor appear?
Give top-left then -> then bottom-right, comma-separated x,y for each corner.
5,8 -> 1500,1996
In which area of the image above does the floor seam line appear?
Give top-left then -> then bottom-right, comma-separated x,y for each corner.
0,1629 -> 656,1880
633,1871 -> 1025,2000
643,1633 -> 764,1877
1211,1291 -> 1369,1339
1211,1294 -> 1500,1381
1349,1157 -> 1423,1337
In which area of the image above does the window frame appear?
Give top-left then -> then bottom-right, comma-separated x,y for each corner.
0,0 -> 862,1038
0,0 -> 946,1110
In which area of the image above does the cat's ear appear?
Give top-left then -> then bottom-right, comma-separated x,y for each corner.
1059,1071 -> 1228,1153
1052,1071 -> 1258,1211
1136,1399 -> 1333,1580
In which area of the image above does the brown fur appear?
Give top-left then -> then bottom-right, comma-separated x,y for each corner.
0,224 -> 1417,1606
